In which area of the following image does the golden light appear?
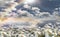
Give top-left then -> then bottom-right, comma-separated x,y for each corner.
24,0 -> 35,4
0,17 -> 40,27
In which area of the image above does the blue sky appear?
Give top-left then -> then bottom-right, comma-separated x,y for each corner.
0,0 -> 60,13
34,0 -> 60,13
14,0 -> 60,14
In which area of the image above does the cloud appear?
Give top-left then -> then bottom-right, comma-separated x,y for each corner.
17,9 -> 34,17
53,11 -> 59,16
35,12 -> 51,18
0,0 -> 15,7
0,2 -> 60,29
32,7 -> 40,11
23,4 -> 31,9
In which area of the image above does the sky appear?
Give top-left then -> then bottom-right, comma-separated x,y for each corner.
38,0 -> 60,13
16,0 -> 60,14
0,0 -> 60,28
0,0 -> 60,13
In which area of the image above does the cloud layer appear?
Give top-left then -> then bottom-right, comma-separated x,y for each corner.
0,0 -> 60,29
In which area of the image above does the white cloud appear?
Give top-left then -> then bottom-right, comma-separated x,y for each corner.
23,4 -> 31,9
53,11 -> 59,16
0,0 -> 15,7
32,7 -> 40,11
34,11 -> 52,18
17,9 -> 34,17
39,12 -> 51,17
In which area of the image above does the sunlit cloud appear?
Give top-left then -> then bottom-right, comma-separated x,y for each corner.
23,4 -> 31,9
24,0 -> 35,4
